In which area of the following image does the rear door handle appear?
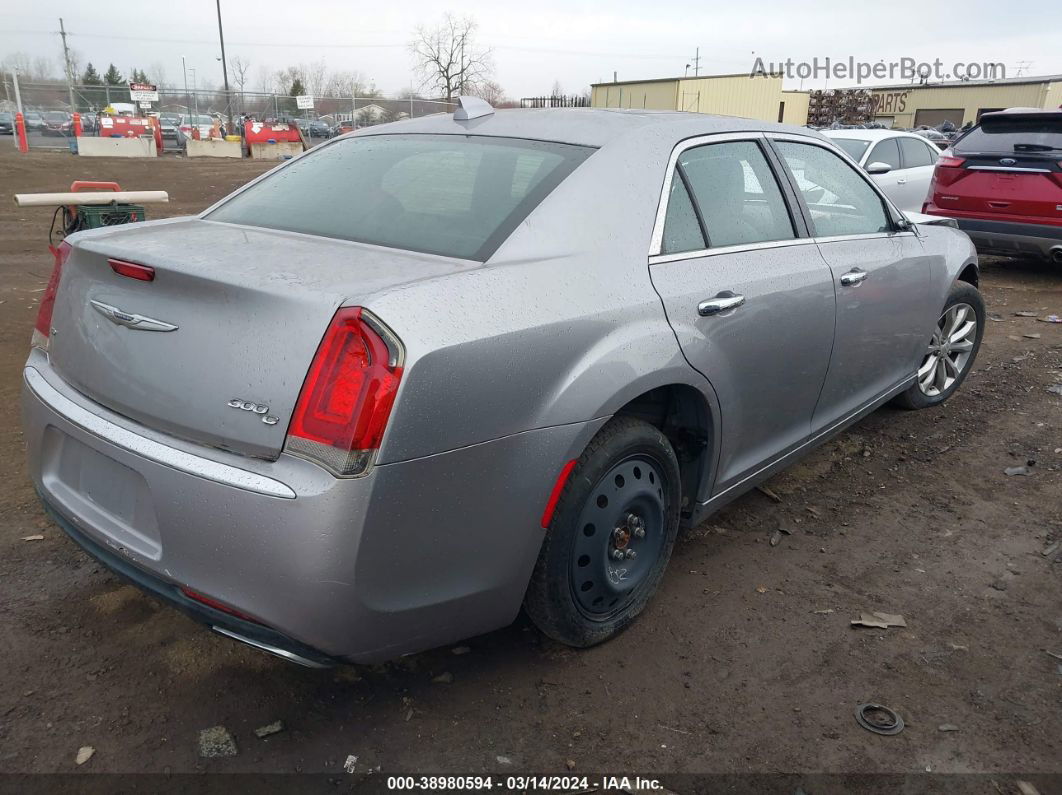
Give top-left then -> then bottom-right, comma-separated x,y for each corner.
698,291 -> 745,316
896,178 -> 907,185
839,269 -> 867,286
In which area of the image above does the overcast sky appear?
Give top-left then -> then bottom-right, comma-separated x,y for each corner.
4,0 -> 1061,99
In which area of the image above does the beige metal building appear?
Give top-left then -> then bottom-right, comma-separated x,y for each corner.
868,74 -> 1062,128
590,74 -> 809,125
591,72 -> 1062,130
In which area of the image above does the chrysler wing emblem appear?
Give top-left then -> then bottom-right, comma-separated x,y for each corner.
90,300 -> 178,332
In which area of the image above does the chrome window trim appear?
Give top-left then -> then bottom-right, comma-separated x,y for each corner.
967,165 -> 1052,173
648,129 -> 914,262
650,131 -> 776,257
24,367 -> 297,500
649,236 -> 817,265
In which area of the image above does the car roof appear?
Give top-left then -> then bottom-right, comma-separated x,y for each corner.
354,107 -> 823,148
822,129 -> 928,142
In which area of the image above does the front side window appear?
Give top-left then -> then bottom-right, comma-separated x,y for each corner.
676,140 -> 795,249
867,138 -> 902,169
207,134 -> 593,261
775,141 -> 891,238
898,137 -> 934,168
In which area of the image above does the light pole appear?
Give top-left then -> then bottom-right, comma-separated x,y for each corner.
189,68 -> 198,117
181,55 -> 189,114
215,0 -> 234,133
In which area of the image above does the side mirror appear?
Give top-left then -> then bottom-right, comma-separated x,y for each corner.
866,161 -> 892,175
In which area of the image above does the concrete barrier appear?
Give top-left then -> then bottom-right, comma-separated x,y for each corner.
78,137 -> 158,158
185,139 -> 243,159
249,141 -> 303,160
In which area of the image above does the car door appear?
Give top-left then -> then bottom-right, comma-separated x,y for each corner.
896,136 -> 938,211
648,134 -> 836,493
771,136 -> 935,433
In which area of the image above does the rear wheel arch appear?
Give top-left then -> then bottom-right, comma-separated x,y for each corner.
612,383 -> 716,521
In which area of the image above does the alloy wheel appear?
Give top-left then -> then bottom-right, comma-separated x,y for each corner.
917,302 -> 977,397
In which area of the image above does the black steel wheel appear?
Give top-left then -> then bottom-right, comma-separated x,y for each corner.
525,417 -> 681,647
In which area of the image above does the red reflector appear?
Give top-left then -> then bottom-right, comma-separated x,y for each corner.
541,459 -> 578,529
937,155 -> 966,168
179,586 -> 261,624
286,307 -> 403,476
33,240 -> 71,349
108,258 -> 155,281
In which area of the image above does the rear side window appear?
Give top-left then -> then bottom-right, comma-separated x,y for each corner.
867,138 -> 901,169
661,177 -> 705,254
678,141 -> 795,248
955,116 -> 1062,153
898,137 -> 934,168
775,141 -> 890,237
208,134 -> 593,261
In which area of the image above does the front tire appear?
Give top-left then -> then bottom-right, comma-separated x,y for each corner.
893,281 -> 984,410
524,417 -> 681,648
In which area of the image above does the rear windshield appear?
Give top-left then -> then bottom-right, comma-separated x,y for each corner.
831,138 -> 871,161
207,134 -> 594,261
955,116 -> 1062,153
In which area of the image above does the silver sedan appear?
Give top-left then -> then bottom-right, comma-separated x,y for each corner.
22,99 -> 983,665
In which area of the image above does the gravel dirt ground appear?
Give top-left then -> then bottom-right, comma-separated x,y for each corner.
0,147 -> 1059,787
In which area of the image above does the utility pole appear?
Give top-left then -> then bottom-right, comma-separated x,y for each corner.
181,55 -> 189,114
215,0 -> 234,133
59,18 -> 76,111
689,47 -> 701,77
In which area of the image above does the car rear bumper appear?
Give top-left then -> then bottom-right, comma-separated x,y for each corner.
21,353 -> 603,663
942,216 -> 1062,260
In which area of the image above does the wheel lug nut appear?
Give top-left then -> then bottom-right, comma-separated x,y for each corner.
634,528 -> 645,538
611,549 -> 625,560
625,549 -> 636,559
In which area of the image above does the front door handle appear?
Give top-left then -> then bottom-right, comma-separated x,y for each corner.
698,291 -> 745,316
839,269 -> 867,286
896,178 -> 907,185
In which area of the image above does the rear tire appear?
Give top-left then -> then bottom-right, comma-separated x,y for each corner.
524,417 -> 681,648
893,282 -> 984,410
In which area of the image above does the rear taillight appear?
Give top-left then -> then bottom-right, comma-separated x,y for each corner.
32,240 -> 71,351
937,155 -> 966,168
108,258 -> 155,281
284,307 -> 403,477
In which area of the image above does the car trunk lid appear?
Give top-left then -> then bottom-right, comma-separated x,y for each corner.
48,217 -> 477,459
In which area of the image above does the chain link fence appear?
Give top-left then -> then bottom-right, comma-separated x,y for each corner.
2,79 -> 456,150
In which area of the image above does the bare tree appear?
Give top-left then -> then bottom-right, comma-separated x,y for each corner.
301,59 -> 327,97
229,56 -> 250,93
470,79 -> 505,106
255,65 -> 275,93
550,79 -> 563,98
410,14 -> 493,101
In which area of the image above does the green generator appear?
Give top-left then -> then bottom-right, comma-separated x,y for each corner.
75,203 -> 147,229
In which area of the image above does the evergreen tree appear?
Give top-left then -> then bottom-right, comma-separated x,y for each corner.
81,62 -> 103,85
103,64 -> 124,85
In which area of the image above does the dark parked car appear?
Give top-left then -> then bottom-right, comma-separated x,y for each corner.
80,112 -> 97,133
0,111 -> 13,135
24,110 -> 44,130
41,111 -> 73,136
924,108 -> 1062,263
307,120 -> 330,138
159,113 -> 182,140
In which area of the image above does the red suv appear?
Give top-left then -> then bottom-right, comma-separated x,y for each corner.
923,109 -> 1062,264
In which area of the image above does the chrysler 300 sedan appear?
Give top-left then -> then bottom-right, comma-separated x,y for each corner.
22,98 -> 984,666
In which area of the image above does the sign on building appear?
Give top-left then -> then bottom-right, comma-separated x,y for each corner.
296,95 -> 314,110
129,82 -> 159,103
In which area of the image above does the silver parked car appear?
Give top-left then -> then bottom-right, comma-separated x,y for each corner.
22,99 -> 984,666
